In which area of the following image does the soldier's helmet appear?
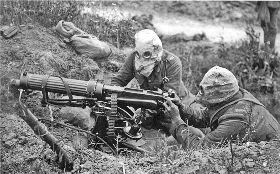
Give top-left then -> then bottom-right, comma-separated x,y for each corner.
198,66 -> 239,104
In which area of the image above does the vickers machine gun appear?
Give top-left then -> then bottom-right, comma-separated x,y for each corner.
11,72 -> 175,155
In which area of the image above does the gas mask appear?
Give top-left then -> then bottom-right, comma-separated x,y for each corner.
196,66 -> 240,106
195,85 -> 208,106
134,29 -> 163,77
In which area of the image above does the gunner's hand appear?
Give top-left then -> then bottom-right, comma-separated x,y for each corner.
159,97 -> 182,132
162,97 -> 181,122
166,90 -> 181,106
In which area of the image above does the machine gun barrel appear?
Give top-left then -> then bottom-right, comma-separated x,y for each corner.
11,73 -> 92,97
11,73 -> 171,109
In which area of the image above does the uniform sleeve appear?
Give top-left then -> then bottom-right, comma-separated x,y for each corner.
202,113 -> 249,146
111,53 -> 135,87
200,101 -> 252,146
172,112 -> 249,149
178,102 -> 209,128
172,123 -> 203,150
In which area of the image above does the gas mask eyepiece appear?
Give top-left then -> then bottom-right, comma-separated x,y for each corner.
142,51 -> 152,59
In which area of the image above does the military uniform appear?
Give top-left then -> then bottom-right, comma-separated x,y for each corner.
111,49 -> 192,99
161,66 -> 280,150
112,29 -> 203,151
174,88 -> 280,149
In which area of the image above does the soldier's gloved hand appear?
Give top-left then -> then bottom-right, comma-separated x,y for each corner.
168,90 -> 181,106
60,106 -> 95,130
163,97 -> 181,120
169,93 -> 205,119
159,97 -> 185,134
157,88 -> 163,93
160,98 -> 206,139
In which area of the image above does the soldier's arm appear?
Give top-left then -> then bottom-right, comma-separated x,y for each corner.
201,113 -> 248,145
162,98 -> 205,149
177,101 -> 209,128
111,53 -> 135,87
164,55 -> 208,123
170,122 -> 204,150
172,112 -> 248,149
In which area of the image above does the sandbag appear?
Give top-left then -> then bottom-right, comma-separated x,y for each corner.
71,34 -> 112,60
55,20 -> 84,38
59,96 -> 95,130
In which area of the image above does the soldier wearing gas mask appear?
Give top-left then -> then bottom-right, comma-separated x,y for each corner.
160,66 -> 280,149
111,29 -> 205,149
112,29 -> 190,100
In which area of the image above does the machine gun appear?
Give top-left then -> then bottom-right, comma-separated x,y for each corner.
11,72 -> 175,155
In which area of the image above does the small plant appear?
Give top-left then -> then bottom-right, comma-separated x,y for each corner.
0,0 -> 81,27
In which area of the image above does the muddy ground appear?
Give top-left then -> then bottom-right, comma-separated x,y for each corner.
1,1 -> 280,174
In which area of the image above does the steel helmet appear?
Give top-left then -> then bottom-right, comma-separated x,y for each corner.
198,66 -> 239,104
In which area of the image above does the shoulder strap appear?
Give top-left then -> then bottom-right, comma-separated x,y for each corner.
160,52 -> 169,89
210,98 -> 265,124
162,58 -> 169,82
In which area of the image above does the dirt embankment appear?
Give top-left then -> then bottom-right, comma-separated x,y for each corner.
0,22 -> 126,173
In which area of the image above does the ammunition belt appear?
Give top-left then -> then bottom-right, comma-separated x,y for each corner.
107,93 -> 118,138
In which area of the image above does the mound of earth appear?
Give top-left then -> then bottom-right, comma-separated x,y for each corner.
0,23 -> 129,111
2,110 -> 280,173
0,22 -> 127,173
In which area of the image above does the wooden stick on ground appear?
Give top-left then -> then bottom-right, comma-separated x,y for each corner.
17,90 -> 73,171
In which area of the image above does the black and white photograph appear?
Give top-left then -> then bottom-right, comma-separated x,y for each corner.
1,1 -> 280,173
